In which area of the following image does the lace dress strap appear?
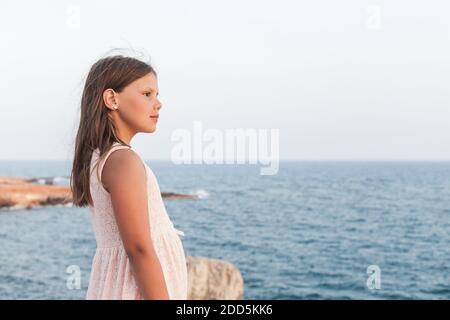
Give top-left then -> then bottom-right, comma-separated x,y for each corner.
94,142 -> 132,192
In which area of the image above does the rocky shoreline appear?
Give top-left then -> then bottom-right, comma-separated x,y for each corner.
0,176 -> 199,209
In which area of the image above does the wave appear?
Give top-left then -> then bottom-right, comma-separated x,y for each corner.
192,189 -> 209,199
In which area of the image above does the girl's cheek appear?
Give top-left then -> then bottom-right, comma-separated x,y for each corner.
139,95 -> 149,106
130,96 -> 145,110
138,97 -> 150,113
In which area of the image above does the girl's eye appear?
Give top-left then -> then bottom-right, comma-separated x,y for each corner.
144,92 -> 151,97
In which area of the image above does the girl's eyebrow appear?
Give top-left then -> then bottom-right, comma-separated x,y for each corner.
144,87 -> 159,96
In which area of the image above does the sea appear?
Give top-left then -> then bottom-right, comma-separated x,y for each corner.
0,160 -> 449,299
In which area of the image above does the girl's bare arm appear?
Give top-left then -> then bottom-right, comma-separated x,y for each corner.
102,149 -> 169,299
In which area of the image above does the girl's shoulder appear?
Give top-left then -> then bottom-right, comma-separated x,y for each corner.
92,142 -> 147,193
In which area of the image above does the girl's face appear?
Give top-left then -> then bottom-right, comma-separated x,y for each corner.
110,72 -> 162,135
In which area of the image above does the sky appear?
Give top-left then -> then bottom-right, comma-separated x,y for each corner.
0,0 -> 449,161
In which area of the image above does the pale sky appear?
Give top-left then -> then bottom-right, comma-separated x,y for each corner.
0,0 -> 449,161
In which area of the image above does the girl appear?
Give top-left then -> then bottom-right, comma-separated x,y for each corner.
70,54 -> 188,300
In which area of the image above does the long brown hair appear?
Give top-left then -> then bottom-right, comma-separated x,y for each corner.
70,54 -> 156,207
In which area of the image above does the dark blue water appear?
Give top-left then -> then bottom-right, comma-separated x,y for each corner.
0,161 -> 449,299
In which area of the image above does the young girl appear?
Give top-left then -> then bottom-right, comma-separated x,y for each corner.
70,54 -> 188,300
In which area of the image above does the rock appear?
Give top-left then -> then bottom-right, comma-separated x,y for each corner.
0,177 -> 72,209
161,192 -> 198,200
186,256 -> 244,300
0,176 -> 198,209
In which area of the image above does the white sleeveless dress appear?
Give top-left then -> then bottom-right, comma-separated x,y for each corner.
86,142 -> 188,299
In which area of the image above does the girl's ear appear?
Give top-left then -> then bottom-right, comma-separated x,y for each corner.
103,88 -> 119,111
